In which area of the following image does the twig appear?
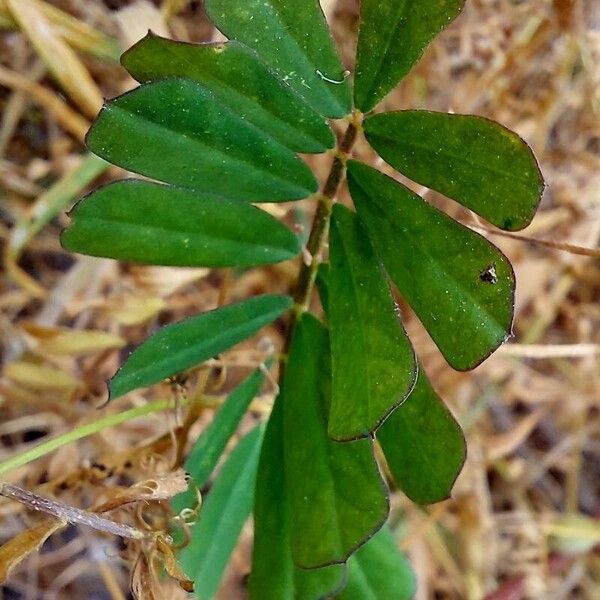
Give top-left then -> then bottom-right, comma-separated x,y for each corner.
497,343 -> 600,358
0,483 -> 148,541
470,223 -> 600,258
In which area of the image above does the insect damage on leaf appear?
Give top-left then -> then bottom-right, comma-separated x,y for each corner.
479,263 -> 499,284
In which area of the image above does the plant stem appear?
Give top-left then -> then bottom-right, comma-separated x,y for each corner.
292,112 -> 361,318
0,482 -> 149,540
1,119 -> 361,477
0,397 -> 190,477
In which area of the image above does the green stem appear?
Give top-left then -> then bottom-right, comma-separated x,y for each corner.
1,117 -> 360,477
0,398 -> 188,477
292,113 -> 361,317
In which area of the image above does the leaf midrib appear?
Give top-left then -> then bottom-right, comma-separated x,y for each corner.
107,99 -> 311,196
71,214 -> 295,257
333,221 -> 376,433
254,0 -> 346,111
207,0 -> 346,115
351,175 -> 509,354
157,41 -> 328,150
116,307 -> 283,390
368,128 -> 537,192
358,0 -> 409,108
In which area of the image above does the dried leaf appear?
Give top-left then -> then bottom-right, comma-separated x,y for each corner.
8,154 -> 108,264
47,443 -> 80,481
0,0 -> 121,60
23,323 -> 125,356
5,0 -> 103,118
544,514 -> 600,555
485,409 -> 545,460
156,536 -> 194,593
0,517 -> 66,583
130,266 -> 210,298
0,65 -> 90,142
132,552 -> 161,600
94,469 -> 189,512
114,0 -> 169,48
106,295 -> 166,326
4,361 -> 77,392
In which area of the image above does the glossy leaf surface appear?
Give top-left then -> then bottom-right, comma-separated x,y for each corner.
354,0 -> 463,112
283,314 -> 388,568
179,425 -> 263,599
109,295 -> 291,399
122,35 -> 334,154
62,180 -> 300,268
249,398 -> 346,600
204,0 -> 351,118
329,204 -> 416,440
364,111 -> 544,230
172,367 -> 266,514
348,161 -> 515,371
86,78 -> 317,202
339,526 -> 416,600
378,366 -> 466,504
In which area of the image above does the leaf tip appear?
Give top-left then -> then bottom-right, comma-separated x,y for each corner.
106,379 -> 132,406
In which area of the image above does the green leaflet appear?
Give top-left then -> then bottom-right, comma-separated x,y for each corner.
364,111 -> 544,231
347,161 -> 514,371
378,366 -> 466,505
86,78 -> 317,202
178,425 -> 264,599
283,314 -> 389,568
109,295 -> 291,399
354,0 -> 464,112
328,204 -> 416,441
122,35 -> 334,154
338,526 -> 416,600
61,180 -> 300,268
172,366 -> 266,514
249,398 -> 346,600
204,0 -> 351,118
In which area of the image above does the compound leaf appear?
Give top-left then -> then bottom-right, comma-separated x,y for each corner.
378,366 -> 466,504
338,526 -> 416,600
354,0 -> 464,112
87,78 -> 317,202
364,110 -> 544,230
348,161 -> 514,371
62,180 -> 300,268
283,314 -> 388,568
204,0 -> 351,118
122,35 -> 334,154
109,295 -> 291,399
328,204 -> 416,441
249,398 -> 346,600
178,425 -> 264,599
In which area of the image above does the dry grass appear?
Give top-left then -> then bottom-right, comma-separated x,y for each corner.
0,0 -> 599,598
